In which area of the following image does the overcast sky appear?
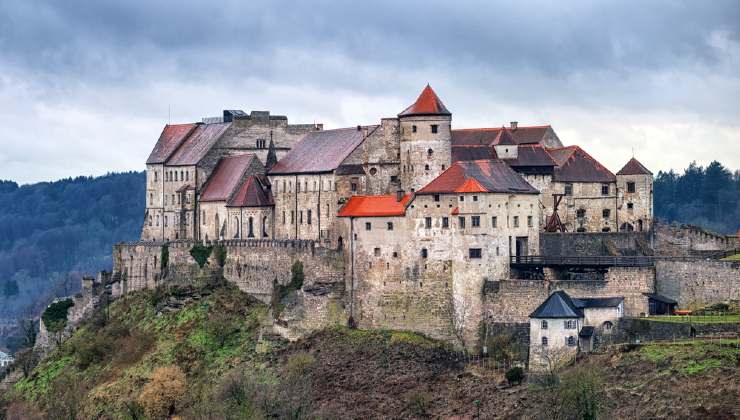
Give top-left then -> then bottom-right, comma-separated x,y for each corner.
1,0 -> 739,184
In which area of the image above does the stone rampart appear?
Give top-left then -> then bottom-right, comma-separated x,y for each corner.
654,221 -> 738,256
655,260 -> 740,309
540,232 -> 652,256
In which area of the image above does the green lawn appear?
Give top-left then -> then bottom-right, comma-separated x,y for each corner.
635,338 -> 740,375
721,253 -> 740,261
643,314 -> 740,323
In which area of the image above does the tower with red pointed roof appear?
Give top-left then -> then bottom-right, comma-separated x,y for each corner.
398,84 -> 453,192
616,157 -> 653,232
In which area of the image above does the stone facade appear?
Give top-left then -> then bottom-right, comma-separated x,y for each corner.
617,172 -> 653,232
655,260 -> 740,309
654,221 -> 738,256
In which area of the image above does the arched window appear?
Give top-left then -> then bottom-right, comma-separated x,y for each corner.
247,217 -> 254,238
180,171 -> 184,181
149,215 -> 152,226
262,216 -> 268,238
542,337 -> 548,346
603,321 -> 613,331
234,216 -> 240,238
424,164 -> 430,171
186,171 -> 189,181
156,215 -> 160,226
427,148 -> 433,156
541,320 -> 548,329
637,219 -> 643,231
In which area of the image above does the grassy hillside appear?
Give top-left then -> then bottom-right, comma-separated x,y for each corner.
2,283 -> 738,419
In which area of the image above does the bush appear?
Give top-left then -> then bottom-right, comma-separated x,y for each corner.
160,244 -> 169,270
212,244 -> 227,267
138,365 -> 187,419
506,366 -> 525,385
42,299 -> 75,333
407,391 -> 430,417
284,352 -> 315,380
290,260 -> 304,290
72,333 -> 112,369
189,244 -> 213,268
554,366 -> 607,420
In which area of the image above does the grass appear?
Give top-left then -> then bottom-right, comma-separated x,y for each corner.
721,253 -> 740,261
633,338 -> 740,375
643,314 -> 740,323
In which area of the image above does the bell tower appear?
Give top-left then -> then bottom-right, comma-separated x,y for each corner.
398,84 -> 452,192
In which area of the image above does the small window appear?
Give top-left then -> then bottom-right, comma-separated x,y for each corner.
424,164 -> 430,171
567,336 -> 576,346
412,125 -> 417,133
458,217 -> 466,228
627,202 -> 634,210
565,320 -> 576,329
469,248 -> 482,258
602,209 -> 611,218
433,194 -> 440,202
601,183 -> 610,196
627,182 -> 636,193
459,195 -> 465,202
153,172 -> 158,182
541,320 -> 548,329
369,167 -> 377,176
527,216 -> 533,227
299,211 -> 303,224
603,321 -> 613,330
564,183 -> 573,196
307,209 -> 312,225
365,222 -> 372,231
472,195 -> 478,202
471,216 -> 480,227
282,211 -> 286,225
351,182 -> 358,192
491,216 -> 497,228
431,124 -> 438,133
421,248 -> 428,258
513,216 -> 519,227
387,222 -> 393,230
576,209 -> 586,218
602,227 -> 611,232
542,337 -> 548,346
427,148 -> 433,156
390,175 -> 398,183
291,211 -> 295,224
441,164 -> 446,170
374,247 -> 380,257
425,217 -> 432,229
442,217 -> 449,228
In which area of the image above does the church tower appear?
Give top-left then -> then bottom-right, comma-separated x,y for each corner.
398,85 -> 452,192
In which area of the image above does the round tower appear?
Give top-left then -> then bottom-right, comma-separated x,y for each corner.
398,85 -> 452,192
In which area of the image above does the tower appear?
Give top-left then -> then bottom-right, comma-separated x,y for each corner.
616,157 -> 653,232
398,85 -> 452,192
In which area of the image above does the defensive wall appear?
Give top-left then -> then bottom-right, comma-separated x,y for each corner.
654,221 -> 738,256
539,231 -> 652,256
656,260 -> 740,309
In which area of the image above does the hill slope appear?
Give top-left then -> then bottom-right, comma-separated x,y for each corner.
3,284 -> 738,419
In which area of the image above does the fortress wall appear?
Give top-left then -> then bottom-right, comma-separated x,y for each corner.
540,232 -> 652,256
654,222 -> 737,256
656,260 -> 740,309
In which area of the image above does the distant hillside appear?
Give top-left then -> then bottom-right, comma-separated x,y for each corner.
0,172 -> 144,348
654,161 -> 740,235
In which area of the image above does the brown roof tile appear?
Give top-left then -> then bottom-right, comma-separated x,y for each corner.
269,126 -> 378,175
548,146 -> 616,183
337,194 -> 412,217
200,154 -> 257,202
418,160 -> 538,195
617,157 -> 653,176
451,146 -> 494,162
500,144 -> 557,167
398,85 -> 451,117
146,123 -> 198,164
166,123 -> 231,166
452,126 -> 551,146
227,175 -> 274,207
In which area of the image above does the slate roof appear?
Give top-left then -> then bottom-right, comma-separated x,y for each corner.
227,175 -> 274,207
200,154 -> 257,202
451,146 -> 494,162
269,126 -> 378,175
617,157 -> 653,176
166,123 -> 231,166
530,291 -> 584,319
548,146 -> 616,183
417,160 -> 539,195
579,326 -> 595,337
496,144 -> 557,167
644,293 -> 678,305
146,123 -> 198,164
398,85 -> 451,117
452,125 -> 552,146
572,297 -> 624,309
337,194 -> 412,217
497,129 -> 517,145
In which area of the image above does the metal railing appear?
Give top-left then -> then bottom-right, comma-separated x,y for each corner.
508,253 -> 729,267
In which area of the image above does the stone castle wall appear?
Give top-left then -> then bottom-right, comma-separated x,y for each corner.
656,260 -> 740,309
654,222 -> 738,256
539,231 -> 652,256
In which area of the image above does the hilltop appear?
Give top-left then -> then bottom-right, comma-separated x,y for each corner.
2,283 -> 738,419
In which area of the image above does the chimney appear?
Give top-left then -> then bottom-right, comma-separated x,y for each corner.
510,121 -> 518,131
396,188 -> 405,202
357,125 -> 362,131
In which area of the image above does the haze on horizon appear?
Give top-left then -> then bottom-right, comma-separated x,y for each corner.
1,0 -> 739,184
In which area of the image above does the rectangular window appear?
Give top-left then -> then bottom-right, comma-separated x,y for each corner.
297,182 -> 300,193
291,211 -> 295,224
374,247 -> 380,257
307,209 -> 312,225
433,194 -> 440,202
412,125 -> 417,133
627,202 -> 634,210
601,183 -> 610,196
365,222 -> 371,231
513,216 -> 519,227
469,248 -> 482,259
425,217 -> 432,229
458,216 -> 466,228
459,195 -> 465,202
351,182 -> 357,192
527,216 -> 533,227
627,182 -> 636,193
491,216 -> 497,228
299,211 -> 303,224
442,217 -> 449,228
472,195 -> 478,202
387,222 -> 394,230
471,216 -> 480,227
283,211 -> 286,225
602,209 -> 611,218
564,183 -> 573,196
431,124 -> 438,133
421,248 -> 428,258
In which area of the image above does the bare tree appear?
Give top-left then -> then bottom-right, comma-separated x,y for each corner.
444,292 -> 473,355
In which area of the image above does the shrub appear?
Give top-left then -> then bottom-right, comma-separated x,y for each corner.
72,333 -> 112,369
212,244 -> 227,267
42,299 -> 75,333
506,366 -> 525,385
189,244 -> 213,268
554,366 -> 607,420
290,260 -> 304,290
138,365 -> 187,419
160,244 -> 169,270
407,391 -> 430,417
284,352 -> 315,380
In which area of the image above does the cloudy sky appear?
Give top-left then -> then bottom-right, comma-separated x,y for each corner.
1,0 -> 739,184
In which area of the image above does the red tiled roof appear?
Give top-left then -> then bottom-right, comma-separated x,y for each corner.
337,194 -> 412,217
548,146 -> 616,183
146,123 -> 198,164
452,146 -> 494,162
166,123 -> 231,166
617,157 -> 653,176
452,126 -> 551,146
269,126 -> 378,175
227,175 -> 274,207
200,154 -> 257,202
418,160 -> 538,195
398,85 -> 451,117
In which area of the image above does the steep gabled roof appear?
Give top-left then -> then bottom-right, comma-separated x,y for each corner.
200,154 -> 257,202
269,126 -> 378,175
496,129 -> 517,145
398,85 -> 451,117
146,123 -> 198,164
337,194 -> 412,217
417,160 -> 538,195
530,291 -> 583,319
166,122 -> 231,166
452,125 -> 552,146
617,157 -> 653,176
548,146 -> 616,183
227,175 -> 274,207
